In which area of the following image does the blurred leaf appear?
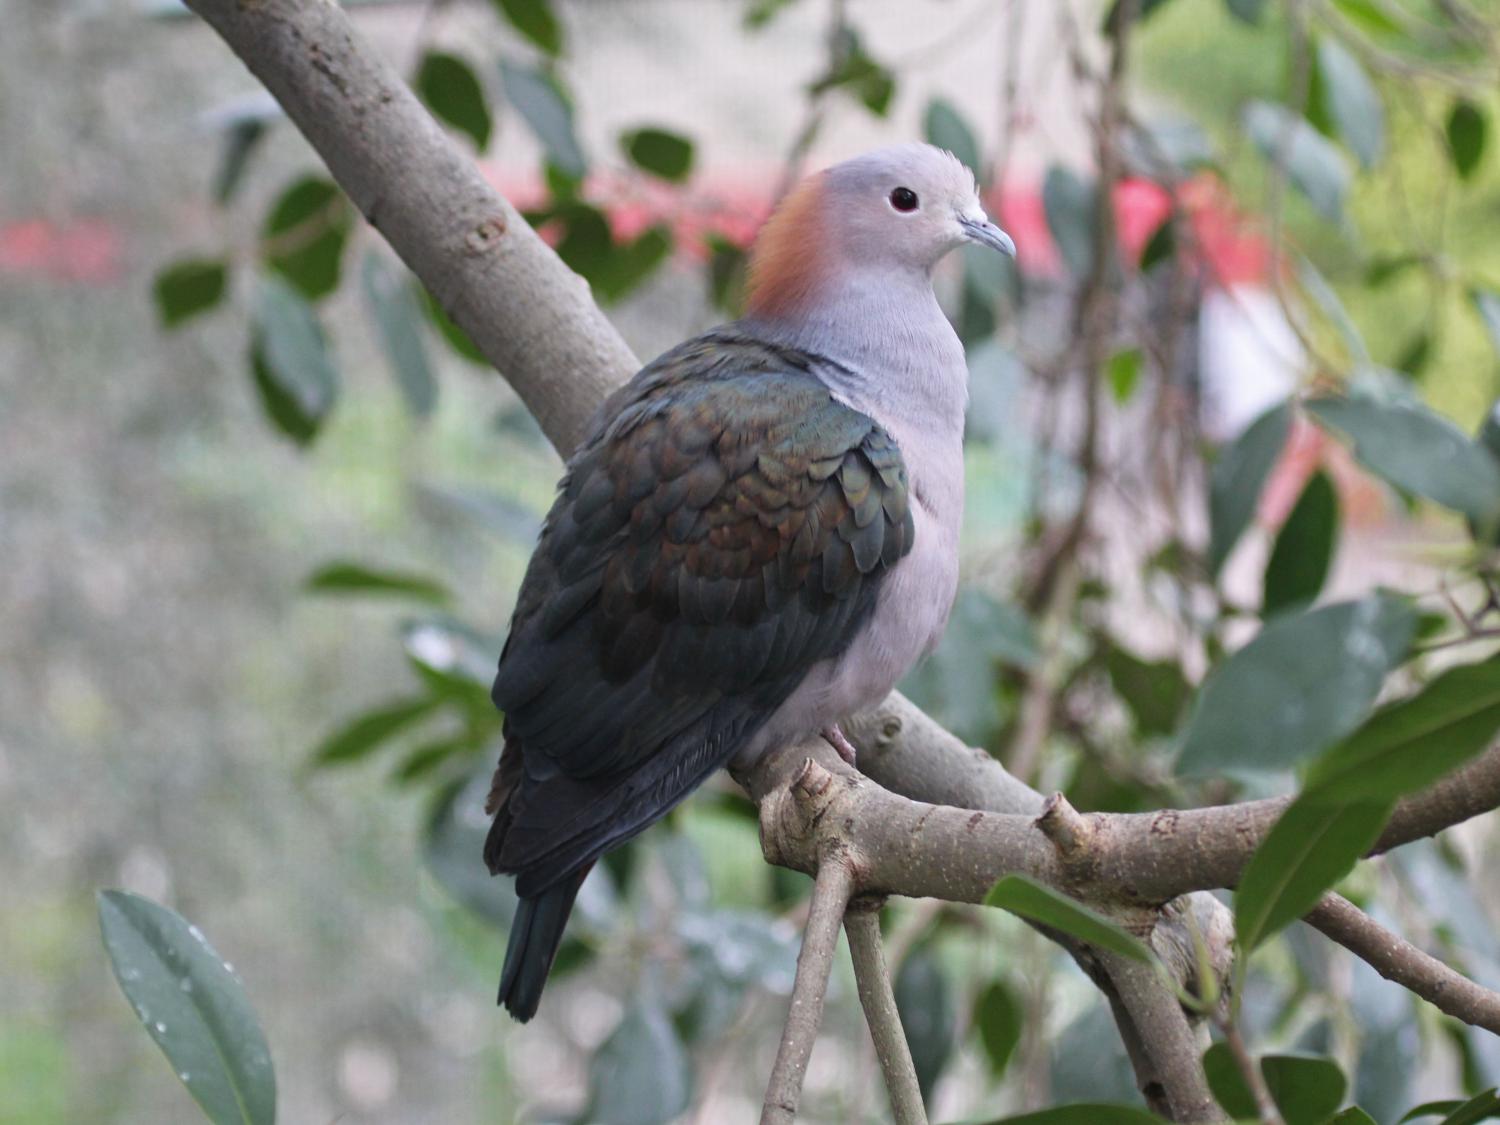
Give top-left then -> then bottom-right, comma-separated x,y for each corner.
261,176 -> 350,301
975,979 -> 1023,1078
745,0 -> 797,29
1226,0 -> 1266,22
249,276 -> 339,445
1330,1109 -> 1378,1125
1236,795 -> 1390,951
1201,1041 -> 1256,1119
1176,594 -> 1416,777
154,259 -> 228,329
1244,100 -> 1351,222
416,51 -> 492,149
1308,396 -> 1500,532
1480,398 -> 1500,464
1043,165 -> 1096,277
1263,470 -> 1338,615
925,98 -> 981,179
970,1105 -> 1165,1124
677,908 -> 797,994
586,1002 -> 693,1125
419,285 -> 488,365
390,737 -> 472,785
985,876 -> 1155,964
1331,0 -> 1404,36
1471,289 -> 1500,359
1263,1053 -> 1348,1124
312,696 -> 440,767
551,204 -> 671,303
1102,0 -> 1177,33
424,771 -> 517,927
360,252 -> 437,416
1139,216 -> 1175,271
304,561 -> 450,604
1299,259 -> 1369,364
810,27 -> 894,116
706,233 -> 747,314
1318,38 -> 1384,168
621,127 -> 694,182
214,119 -> 269,206
98,891 -> 275,1125
498,59 -> 586,177
1208,401 -> 1291,575
1106,644 -> 1190,737
1395,331 -> 1432,379
1434,1090 -> 1500,1124
402,618 -> 502,701
1366,253 -> 1423,287
895,946 -> 956,1105
1447,100 -> 1487,180
493,0 -> 562,56
1107,348 -> 1142,404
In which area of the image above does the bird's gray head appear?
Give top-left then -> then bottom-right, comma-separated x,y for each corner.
745,143 -> 1015,320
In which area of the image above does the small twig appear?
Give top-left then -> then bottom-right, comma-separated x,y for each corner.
845,900 -> 928,1125
1305,892 -> 1500,1036
761,855 -> 856,1125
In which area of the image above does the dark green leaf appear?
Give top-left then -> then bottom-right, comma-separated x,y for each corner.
975,979 -> 1024,1078
424,771 -> 518,926
1307,395 -> 1500,532
402,618 -> 502,700
810,28 -> 894,116
249,276 -> 339,444
389,737 -> 471,785
493,0 -> 562,56
1202,1041 -> 1257,1119
1263,470 -> 1338,615
1101,0 -> 1177,33
360,252 -> 437,416
970,1105 -> 1166,1125
985,876 -> 1155,963
1471,289 -> 1500,359
1043,165 -> 1096,277
416,51 -> 492,149
498,59 -> 586,177
1306,655 -> 1500,802
1318,38 -> 1384,168
213,115 -> 274,206
1329,1109 -> 1378,1125
706,234 -> 747,314
1479,398 -> 1500,464
925,98 -> 982,179
1263,1054 -> 1347,1124
1447,101 -> 1487,180
1236,794 -> 1390,950
1438,1090 -> 1500,1125
1106,644 -> 1190,737
895,947 -> 955,1105
261,176 -> 350,301
304,561 -> 450,604
1244,100 -> 1352,222
1177,594 -> 1416,777
1106,348 -> 1142,404
98,891 -> 275,1125
311,696 -> 440,767
1209,401 -> 1292,575
419,285 -> 488,365
621,127 -> 694,182
1365,254 -> 1423,287
1139,216 -> 1175,271
552,203 -> 671,303
1395,331 -> 1432,379
586,1002 -> 693,1125
1331,0 -> 1405,36
1226,0 -> 1266,22
154,259 -> 228,329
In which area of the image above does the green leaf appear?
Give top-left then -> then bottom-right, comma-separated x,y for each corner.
1331,0 -> 1405,36
552,204 -> 671,303
1447,101 -> 1487,180
706,233 -> 747,314
975,979 -> 1023,1078
1244,100 -> 1351,222
1139,216 -> 1175,271
968,1105 -> 1166,1125
249,276 -> 339,445
1226,0 -> 1266,22
1106,644 -> 1190,737
498,59 -> 586,177
424,771 -> 518,927
98,891 -> 276,1125
1329,1109 -> 1378,1125
1202,1041 -> 1257,1119
1471,288 -> 1500,359
1305,655 -> 1500,802
1318,38 -> 1384,168
810,27 -> 894,116
419,285 -> 488,365
416,51 -> 491,149
1436,1090 -> 1500,1125
1043,165 -> 1096,277
1209,401 -> 1292,575
1307,395 -> 1500,532
493,0 -> 563,56
1365,253 -> 1423,287
402,618 -> 502,699
1263,470 -> 1338,615
212,110 -> 275,206
360,252 -> 437,416
620,127 -> 694,182
154,259 -> 228,329
895,946 -> 956,1105
1262,1054 -> 1347,1125
925,98 -> 982,179
1235,795 -> 1391,950
1176,594 -> 1417,777
1106,348 -> 1142,404
389,737 -> 472,785
261,176 -> 350,301
585,1002 -> 693,1125
1101,0 -> 1177,33
304,561 -> 450,604
1299,258 -> 1369,364
984,876 -> 1155,964
311,696 -> 441,767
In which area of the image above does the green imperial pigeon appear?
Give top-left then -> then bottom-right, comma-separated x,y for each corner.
485,143 -> 1016,1021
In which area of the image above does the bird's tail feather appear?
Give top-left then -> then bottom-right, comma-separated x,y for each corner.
498,865 -> 591,1022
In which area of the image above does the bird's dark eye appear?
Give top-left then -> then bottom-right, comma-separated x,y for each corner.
889,187 -> 919,212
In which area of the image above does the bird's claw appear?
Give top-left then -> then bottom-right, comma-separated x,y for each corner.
822,725 -> 858,767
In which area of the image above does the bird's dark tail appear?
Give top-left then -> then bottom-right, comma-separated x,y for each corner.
497,865 -> 591,1022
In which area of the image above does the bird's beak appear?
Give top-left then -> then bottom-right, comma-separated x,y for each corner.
960,216 -> 1017,257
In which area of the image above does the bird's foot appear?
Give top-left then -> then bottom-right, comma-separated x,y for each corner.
821,724 -> 859,767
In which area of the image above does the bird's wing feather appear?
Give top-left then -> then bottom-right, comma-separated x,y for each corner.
486,330 -> 913,889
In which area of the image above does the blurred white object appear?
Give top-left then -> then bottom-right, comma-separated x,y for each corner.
1198,284 -> 1305,441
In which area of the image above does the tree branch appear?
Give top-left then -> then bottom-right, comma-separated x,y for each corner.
761,849 -> 855,1125
845,899 -> 928,1125
1305,892 -> 1500,1036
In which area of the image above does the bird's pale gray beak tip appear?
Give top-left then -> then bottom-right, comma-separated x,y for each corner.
962,217 -> 1017,257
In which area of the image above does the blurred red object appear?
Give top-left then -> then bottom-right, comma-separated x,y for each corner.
0,217 -> 123,284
